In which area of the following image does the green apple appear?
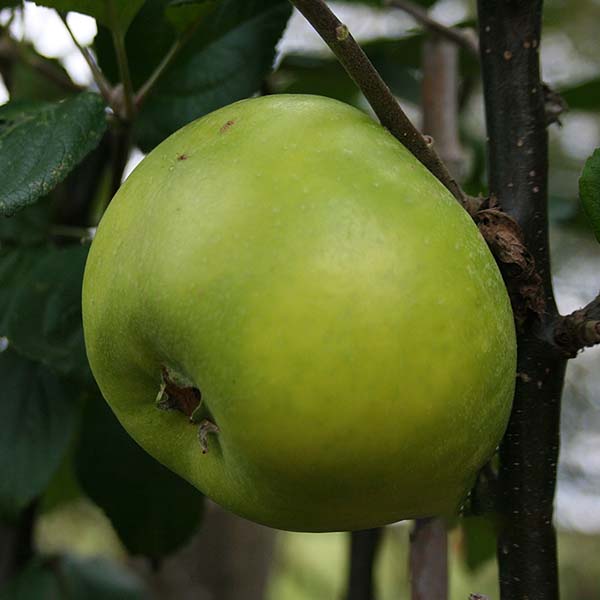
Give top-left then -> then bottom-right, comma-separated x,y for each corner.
82,94 -> 516,532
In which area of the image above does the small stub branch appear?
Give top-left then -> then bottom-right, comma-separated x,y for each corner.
553,293 -> 600,357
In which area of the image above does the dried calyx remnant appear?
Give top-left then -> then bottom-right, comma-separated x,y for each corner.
155,366 -> 219,454
474,197 -> 545,326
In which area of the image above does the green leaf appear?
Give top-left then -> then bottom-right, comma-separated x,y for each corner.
39,440 -> 83,513
8,44 -> 77,103
0,248 -> 40,333
273,54 -> 363,106
96,0 -> 292,150
0,349 -> 81,520
0,555 -> 146,600
32,1 -> 145,32
166,0 -> 218,33
2,244 -> 90,380
0,558 -> 59,600
459,516 -> 497,572
274,35 -> 425,107
76,392 -> 204,559
560,78 -> 600,111
0,202 -> 53,246
579,148 -> 600,242
140,0 -> 291,149
0,93 -> 107,217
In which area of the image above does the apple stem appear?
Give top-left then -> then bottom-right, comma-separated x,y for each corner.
385,0 -> 479,56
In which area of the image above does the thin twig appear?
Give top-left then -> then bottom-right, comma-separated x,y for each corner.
421,35 -> 464,177
135,17 -> 204,108
409,519 -> 448,600
57,12 -> 112,104
288,0 -> 469,209
108,121 -> 133,198
135,40 -> 179,108
345,529 -> 383,600
554,292 -> 600,357
111,30 -> 135,120
386,0 -> 479,56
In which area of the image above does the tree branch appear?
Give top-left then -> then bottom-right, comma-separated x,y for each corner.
553,292 -> 600,357
422,35 -> 464,178
345,529 -> 382,600
409,518 -> 448,600
406,33 -> 463,600
57,12 -> 112,104
111,30 -> 136,121
477,3 -> 566,599
385,0 -> 479,56
288,0 -> 469,210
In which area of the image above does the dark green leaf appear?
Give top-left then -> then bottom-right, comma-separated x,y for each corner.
271,53 -> 360,106
0,558 -> 60,600
560,78 -> 600,111
32,1 -> 145,32
579,148 -> 600,242
0,248 -> 40,333
0,93 -> 107,217
0,349 -> 80,520
0,202 -> 53,246
97,0 -> 292,150
166,0 -> 218,32
273,35 -> 425,107
460,516 -> 497,572
0,555 -> 146,600
39,441 -> 83,513
8,44 -> 77,103
76,392 -> 204,559
3,244 -> 90,380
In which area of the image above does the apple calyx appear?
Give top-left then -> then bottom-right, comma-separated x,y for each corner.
155,366 -> 219,453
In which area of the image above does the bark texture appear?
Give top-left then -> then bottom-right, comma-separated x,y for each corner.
477,2 -> 566,598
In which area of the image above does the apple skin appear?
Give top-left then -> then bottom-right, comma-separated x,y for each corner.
82,94 -> 516,532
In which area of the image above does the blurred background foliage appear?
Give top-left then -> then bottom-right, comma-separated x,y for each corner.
0,0 -> 599,598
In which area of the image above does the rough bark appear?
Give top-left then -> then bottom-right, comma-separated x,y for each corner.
477,2 -> 566,598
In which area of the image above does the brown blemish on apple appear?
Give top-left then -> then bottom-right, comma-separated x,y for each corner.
158,366 -> 201,418
156,367 -> 220,453
177,153 -> 188,161
220,120 -> 236,134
